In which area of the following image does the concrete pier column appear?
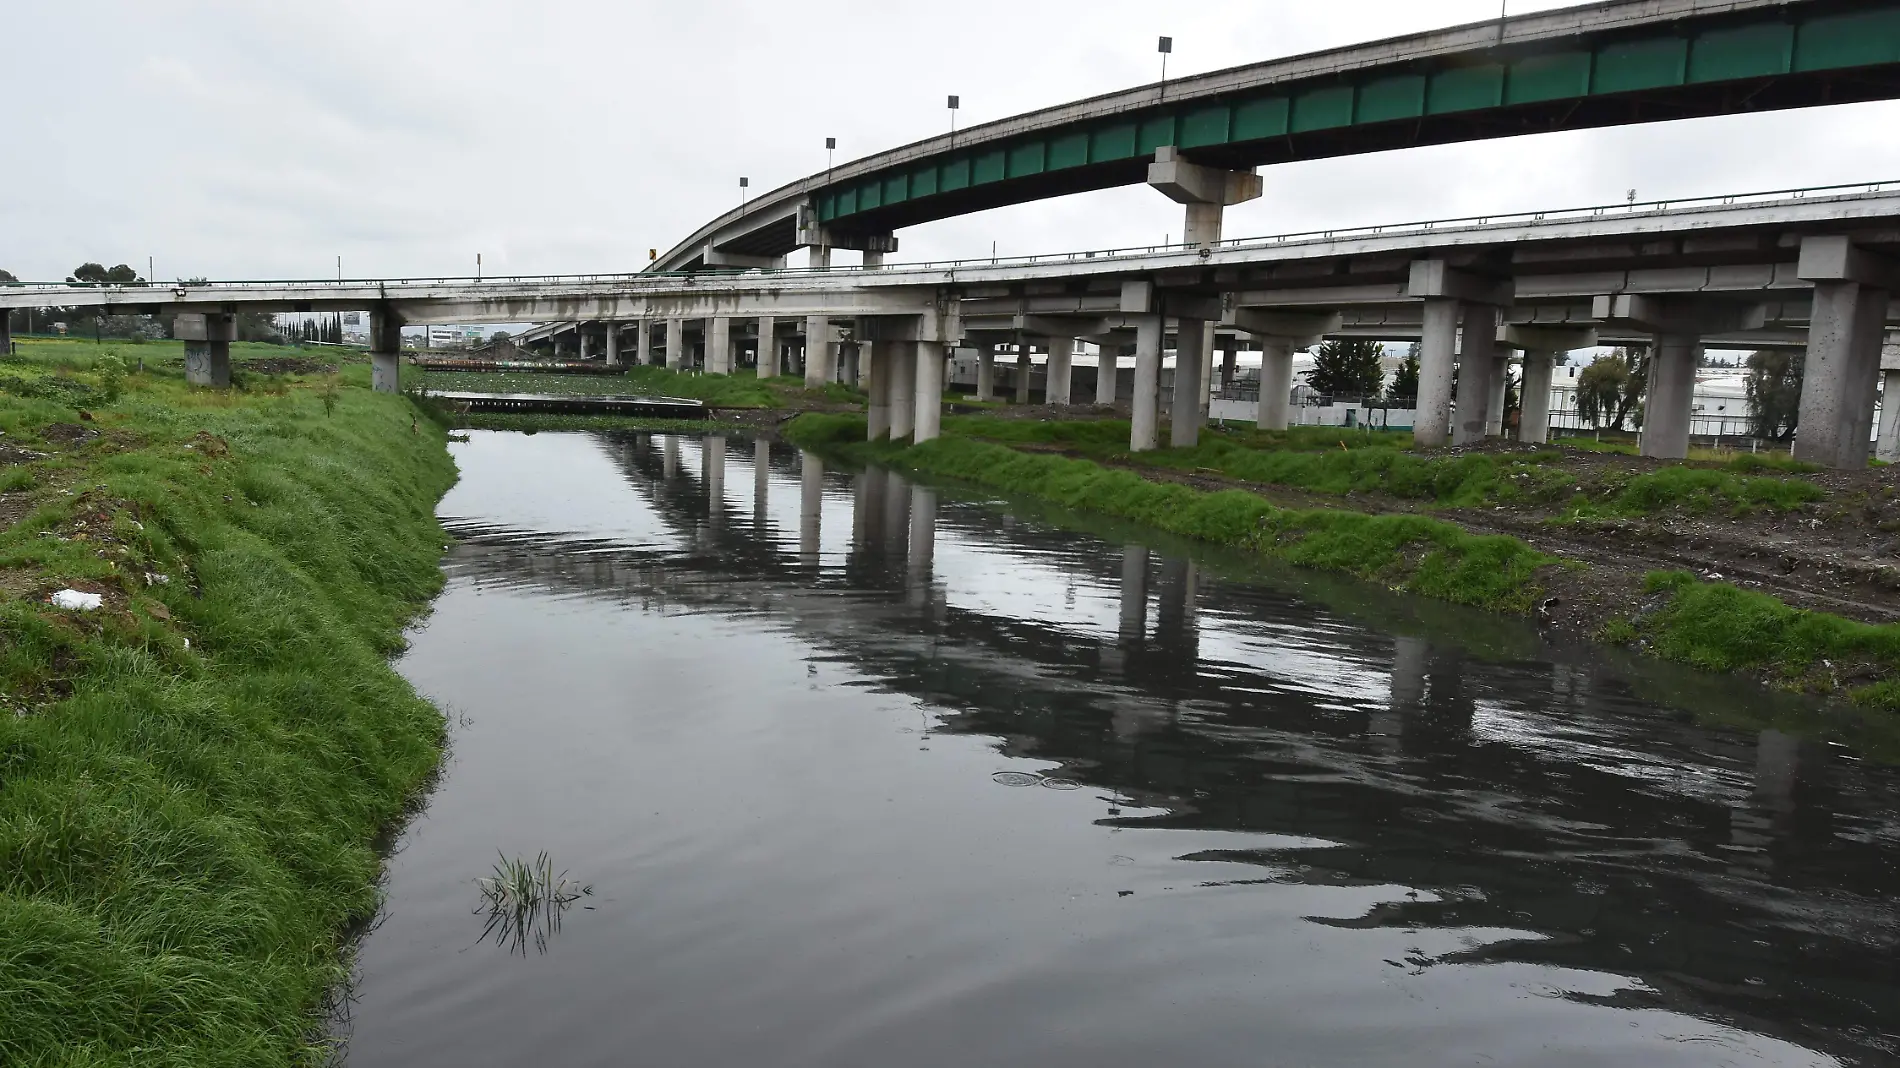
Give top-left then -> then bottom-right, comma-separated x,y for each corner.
1414,298 -> 1460,447
1452,304 -> 1496,446
1220,342 -> 1238,390
1014,335 -> 1033,404
178,312 -> 238,389
0,312 -> 11,356
603,322 -> 621,368
1131,315 -> 1165,452
866,341 -> 894,440
976,343 -> 997,401
1047,337 -> 1074,407
1096,344 -> 1120,406
635,320 -> 652,366
863,250 -> 885,270
1118,545 -> 1150,643
914,340 -> 946,443
1486,355 -> 1510,438
1642,332 -> 1701,460
708,316 -> 732,375
1796,281 -> 1891,468
804,315 -> 833,386
666,319 -> 685,370
888,340 -> 918,440
808,245 -> 832,270
799,452 -> 823,566
1519,350 -> 1557,444
1256,341 -> 1294,431
367,311 -> 399,394
1877,368 -> 1900,463
755,317 -> 777,378
1170,319 -> 1208,448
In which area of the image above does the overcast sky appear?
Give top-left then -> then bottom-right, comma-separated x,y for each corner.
6,0 -> 1900,284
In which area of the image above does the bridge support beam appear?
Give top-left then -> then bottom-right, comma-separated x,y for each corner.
804,316 -> 834,387
605,322 -> 621,368
634,320 -> 651,366
177,312 -> 237,389
914,340 -> 946,443
1794,237 -> 1896,468
1643,333 -> 1702,460
888,340 -> 917,440
1453,305 -> 1499,446
666,319 -> 684,370
1170,318 -> 1209,447
866,341 -> 893,440
1486,354 -> 1510,438
976,342 -> 996,401
1130,314 -> 1164,451
1096,343 -> 1120,406
756,317 -> 777,378
1014,334 -> 1032,404
1149,146 -> 1260,440
709,316 -> 732,375
1047,337 -> 1073,407
1518,350 -> 1558,444
1256,341 -> 1294,431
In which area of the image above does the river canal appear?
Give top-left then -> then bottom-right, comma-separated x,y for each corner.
334,429 -> 1900,1067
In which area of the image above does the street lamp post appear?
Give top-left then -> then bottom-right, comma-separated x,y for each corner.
948,95 -> 960,149
1158,37 -> 1172,100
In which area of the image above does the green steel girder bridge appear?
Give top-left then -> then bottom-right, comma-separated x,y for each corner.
652,0 -> 1900,272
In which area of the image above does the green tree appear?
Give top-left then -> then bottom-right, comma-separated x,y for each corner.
66,263 -> 144,287
1308,339 -> 1386,399
0,269 -> 16,283
1387,342 -> 1420,403
1745,349 -> 1802,441
1576,348 -> 1648,430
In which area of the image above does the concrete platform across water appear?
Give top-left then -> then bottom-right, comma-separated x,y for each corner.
429,392 -> 707,417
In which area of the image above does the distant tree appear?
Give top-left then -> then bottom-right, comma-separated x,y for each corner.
0,269 -> 16,284
1308,339 -> 1386,399
1745,349 -> 1802,442
1387,343 -> 1420,403
490,330 -> 512,342
66,263 -> 144,287
1576,348 -> 1648,430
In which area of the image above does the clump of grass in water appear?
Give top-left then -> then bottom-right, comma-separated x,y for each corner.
475,852 -> 593,955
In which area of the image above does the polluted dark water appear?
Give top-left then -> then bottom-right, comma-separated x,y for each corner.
335,430 -> 1900,1067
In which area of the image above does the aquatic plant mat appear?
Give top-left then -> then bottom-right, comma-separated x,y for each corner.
0,338 -> 456,1064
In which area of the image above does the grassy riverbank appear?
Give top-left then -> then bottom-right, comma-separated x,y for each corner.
786,412 -> 1900,710
417,365 -> 864,409
0,338 -> 455,1063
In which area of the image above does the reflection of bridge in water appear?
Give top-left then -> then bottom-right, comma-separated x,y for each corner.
446,431 -> 1900,1062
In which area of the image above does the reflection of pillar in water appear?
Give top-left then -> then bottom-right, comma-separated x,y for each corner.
1118,546 -> 1150,644
907,485 -> 938,607
663,435 -> 680,480
705,436 -> 726,519
855,467 -> 886,550
799,452 -> 823,566
1372,635 -> 1430,743
881,470 -> 911,564
753,439 -> 770,526
1152,555 -> 1200,669
1751,729 -> 1831,848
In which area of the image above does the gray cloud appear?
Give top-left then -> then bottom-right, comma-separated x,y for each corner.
5,0 -> 1898,283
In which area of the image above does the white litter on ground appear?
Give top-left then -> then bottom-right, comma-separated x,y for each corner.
51,589 -> 103,611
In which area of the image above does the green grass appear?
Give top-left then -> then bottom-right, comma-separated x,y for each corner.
0,339 -> 454,1063
786,413 -> 1553,613
936,415 -> 1824,517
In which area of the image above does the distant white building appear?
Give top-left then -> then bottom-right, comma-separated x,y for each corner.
1547,362 -> 1754,438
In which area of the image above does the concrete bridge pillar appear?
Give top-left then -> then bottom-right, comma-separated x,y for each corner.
914,340 -> 946,443
1486,354 -> 1510,438
1794,237 -> 1896,468
709,316 -> 733,375
840,342 -> 861,388
1414,299 -> 1459,447
1256,341 -> 1294,431
1095,343 -> 1121,406
1131,315 -> 1165,451
665,319 -> 685,370
804,315 -> 834,387
2,312 -> 13,356
605,322 -> 621,368
976,342 -> 996,401
866,341 -> 893,440
1014,334 -> 1033,404
177,312 -> 237,389
1047,337 -> 1074,407
863,250 -> 885,270
756,317 -> 777,378
799,452 -> 823,566
1642,333 -> 1702,460
1877,366 -> 1900,463
634,320 -> 651,366
1518,350 -> 1559,444
1453,304 -> 1499,446
888,340 -> 918,440
1170,319 -> 1209,447
808,244 -> 832,270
